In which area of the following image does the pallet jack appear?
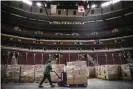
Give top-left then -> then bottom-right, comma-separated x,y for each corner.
53,71 -> 67,87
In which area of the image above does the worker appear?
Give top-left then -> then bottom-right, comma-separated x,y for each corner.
38,57 -> 55,88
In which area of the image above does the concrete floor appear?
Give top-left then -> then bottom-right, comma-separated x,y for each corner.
1,79 -> 133,89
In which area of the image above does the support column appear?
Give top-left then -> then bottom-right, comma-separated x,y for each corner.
112,53 -> 115,64
96,53 -> 99,66
105,53 -> 107,65
59,53 -> 60,64
41,54 -> 43,64
17,52 -> 20,64
34,53 -> 36,65
69,53 -> 70,62
26,53 -> 28,64
119,53 -> 122,64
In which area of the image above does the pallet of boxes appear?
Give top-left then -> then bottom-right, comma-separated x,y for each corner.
65,61 -> 88,87
20,65 -> 35,83
95,66 -> 102,79
100,65 -> 120,80
1,65 -> 7,83
5,65 -> 20,83
34,65 -> 46,83
50,64 -> 65,82
121,64 -> 133,81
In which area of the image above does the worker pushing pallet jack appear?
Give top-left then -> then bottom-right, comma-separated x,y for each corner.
38,54 -> 86,88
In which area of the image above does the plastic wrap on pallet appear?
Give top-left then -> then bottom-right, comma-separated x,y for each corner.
121,64 -> 132,80
21,65 -> 35,77
73,75 -> 87,84
1,65 -> 7,83
79,67 -> 88,76
100,65 -> 120,80
95,66 -> 102,78
5,65 -> 20,83
67,61 -> 87,67
65,66 -> 74,73
20,65 -> 35,83
35,65 -> 44,82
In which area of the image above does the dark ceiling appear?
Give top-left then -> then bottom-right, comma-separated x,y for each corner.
33,1 -> 105,9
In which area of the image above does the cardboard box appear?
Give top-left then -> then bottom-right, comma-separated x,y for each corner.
1,65 -> 7,83
67,73 -> 74,80
20,65 -> 35,83
95,66 -> 102,78
121,64 -> 132,80
79,67 -> 88,76
67,79 -> 73,84
5,65 -> 20,83
74,75 -> 87,80
67,61 -> 87,67
73,78 -> 87,84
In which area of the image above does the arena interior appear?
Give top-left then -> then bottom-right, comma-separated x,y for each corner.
1,0 -> 133,89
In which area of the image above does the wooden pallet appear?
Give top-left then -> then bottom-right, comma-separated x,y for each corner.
65,84 -> 87,87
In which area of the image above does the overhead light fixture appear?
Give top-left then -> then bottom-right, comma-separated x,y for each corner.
87,4 -> 89,8
36,2 -> 41,7
101,1 -> 112,7
91,4 -> 96,8
101,0 -> 121,7
112,0 -> 121,4
22,0 -> 32,5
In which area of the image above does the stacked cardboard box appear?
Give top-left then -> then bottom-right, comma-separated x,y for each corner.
20,65 -> 35,83
1,65 -> 7,83
121,64 -> 132,81
35,65 -> 44,82
66,61 -> 88,85
101,65 -> 120,80
50,64 -> 65,82
95,66 -> 102,78
5,65 -> 20,83
88,67 -> 95,78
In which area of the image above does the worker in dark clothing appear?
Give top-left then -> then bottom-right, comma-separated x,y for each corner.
38,60 -> 55,88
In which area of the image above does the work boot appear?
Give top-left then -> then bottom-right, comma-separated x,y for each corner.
38,85 -> 44,88
51,85 -> 55,88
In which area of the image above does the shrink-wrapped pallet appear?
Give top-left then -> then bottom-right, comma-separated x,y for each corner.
101,65 -> 120,80
5,65 -> 20,83
1,65 -> 7,83
35,65 -> 44,82
20,65 -> 35,83
95,66 -> 102,78
121,64 -> 132,81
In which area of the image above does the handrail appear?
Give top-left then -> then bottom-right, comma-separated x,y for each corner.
1,33 -> 133,42
1,46 -> 133,53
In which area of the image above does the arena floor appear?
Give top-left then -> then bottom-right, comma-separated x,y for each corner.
1,79 -> 133,89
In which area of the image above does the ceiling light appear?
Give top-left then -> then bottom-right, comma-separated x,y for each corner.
36,2 -> 41,7
87,4 -> 89,8
112,0 -> 121,4
91,4 -> 96,8
22,0 -> 32,5
101,1 -> 112,7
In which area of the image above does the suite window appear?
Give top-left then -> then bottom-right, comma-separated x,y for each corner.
73,11 -> 76,15
58,10 -> 61,15
40,8 -> 43,13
